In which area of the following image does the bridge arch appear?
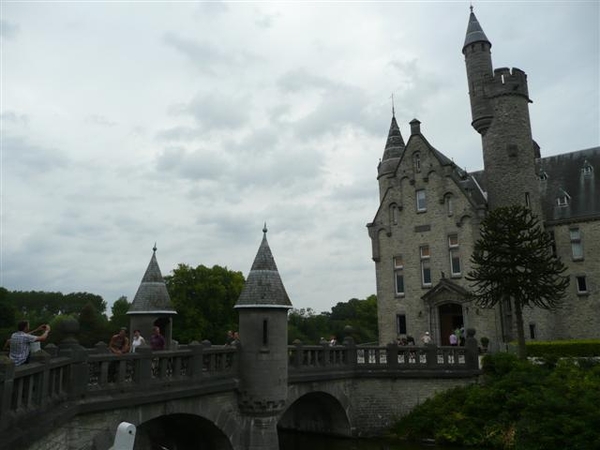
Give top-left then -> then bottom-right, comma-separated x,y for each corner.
279,390 -> 351,437
134,413 -> 233,450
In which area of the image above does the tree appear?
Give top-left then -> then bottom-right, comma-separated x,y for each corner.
466,205 -> 570,359
165,264 -> 245,344
109,296 -> 131,330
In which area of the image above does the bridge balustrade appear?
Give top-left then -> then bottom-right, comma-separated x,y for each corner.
0,342 -> 239,434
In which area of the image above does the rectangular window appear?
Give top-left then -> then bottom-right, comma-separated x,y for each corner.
576,276 -> 588,294
446,196 -> 453,216
448,235 -> 461,276
525,192 -> 530,207
396,314 -> 407,335
529,323 -> 536,339
420,245 -> 431,286
548,230 -> 557,257
416,189 -> 427,212
570,228 -> 583,260
394,256 -> 404,295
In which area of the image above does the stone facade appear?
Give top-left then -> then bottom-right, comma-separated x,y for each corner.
368,9 -> 599,348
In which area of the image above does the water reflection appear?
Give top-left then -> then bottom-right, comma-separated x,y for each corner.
279,431 -> 482,450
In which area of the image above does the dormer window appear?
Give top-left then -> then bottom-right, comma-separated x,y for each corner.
582,160 -> 593,177
556,189 -> 571,207
538,170 -> 548,181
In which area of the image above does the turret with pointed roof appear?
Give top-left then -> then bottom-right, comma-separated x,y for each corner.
377,115 -> 405,201
462,6 -> 493,135
127,245 -> 177,349
235,225 -> 292,309
235,226 -> 291,447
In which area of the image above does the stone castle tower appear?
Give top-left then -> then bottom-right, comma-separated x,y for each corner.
234,226 -> 293,450
463,6 -> 541,215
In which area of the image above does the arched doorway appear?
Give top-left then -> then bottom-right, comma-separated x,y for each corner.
438,303 -> 463,345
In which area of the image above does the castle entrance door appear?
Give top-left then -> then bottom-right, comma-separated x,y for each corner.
438,303 -> 463,345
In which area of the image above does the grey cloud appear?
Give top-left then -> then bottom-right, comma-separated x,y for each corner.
162,31 -> 258,74
1,111 -> 29,125
277,68 -> 338,93
155,126 -> 203,142
155,146 -> 227,181
3,135 -> 70,175
1,20 -> 19,40
86,114 -> 117,127
254,10 -> 279,29
195,1 -> 229,16
170,92 -> 251,130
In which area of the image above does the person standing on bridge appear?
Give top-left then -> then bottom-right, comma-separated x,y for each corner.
149,326 -> 165,351
421,331 -> 432,345
130,329 -> 146,352
4,321 -> 51,366
109,327 -> 130,354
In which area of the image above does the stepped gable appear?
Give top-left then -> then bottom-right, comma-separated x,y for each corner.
235,226 -> 292,309
128,245 -> 176,314
538,147 -> 600,223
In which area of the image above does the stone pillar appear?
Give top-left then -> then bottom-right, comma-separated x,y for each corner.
465,328 -> 479,370
0,357 -> 15,430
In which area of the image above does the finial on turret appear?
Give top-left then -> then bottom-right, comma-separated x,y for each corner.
470,3 -> 473,13
263,222 -> 268,234
153,242 -> 157,252
390,93 -> 395,117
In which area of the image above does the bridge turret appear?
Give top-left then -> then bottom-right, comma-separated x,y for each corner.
234,225 -> 292,449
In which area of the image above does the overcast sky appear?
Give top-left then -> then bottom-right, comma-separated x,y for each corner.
1,1 -> 598,316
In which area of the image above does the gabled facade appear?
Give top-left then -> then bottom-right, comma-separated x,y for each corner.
368,8 -> 599,349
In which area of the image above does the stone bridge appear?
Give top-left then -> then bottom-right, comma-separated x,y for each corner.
0,338 -> 480,450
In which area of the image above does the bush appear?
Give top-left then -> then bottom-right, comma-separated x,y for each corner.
525,339 -> 600,357
389,353 -> 600,449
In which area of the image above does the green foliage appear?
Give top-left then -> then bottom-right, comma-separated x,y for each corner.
109,296 -> 131,330
466,206 -> 569,359
525,339 -> 600,357
390,353 -> 600,449
165,264 -> 245,344
78,302 -> 110,347
287,295 -> 378,344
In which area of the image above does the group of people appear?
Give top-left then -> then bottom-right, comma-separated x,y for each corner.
225,330 -> 240,346
108,325 -> 166,354
2,320 -> 170,368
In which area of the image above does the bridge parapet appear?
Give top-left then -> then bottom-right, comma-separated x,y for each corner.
0,343 -> 240,448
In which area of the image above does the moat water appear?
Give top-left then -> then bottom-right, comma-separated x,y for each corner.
279,431 -> 484,450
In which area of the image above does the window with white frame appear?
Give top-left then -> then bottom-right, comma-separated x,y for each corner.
416,189 -> 427,212
448,234 -> 461,276
420,245 -> 431,286
394,256 -> 404,296
570,228 -> 583,260
576,275 -> 588,294
548,230 -> 557,257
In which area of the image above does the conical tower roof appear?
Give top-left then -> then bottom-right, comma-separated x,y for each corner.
378,115 -> 404,178
127,245 -> 177,315
463,6 -> 491,50
381,115 -> 405,161
235,226 -> 292,309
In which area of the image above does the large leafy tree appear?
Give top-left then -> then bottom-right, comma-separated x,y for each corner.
165,264 -> 245,344
466,205 -> 569,359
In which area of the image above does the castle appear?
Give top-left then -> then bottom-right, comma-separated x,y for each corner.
367,8 -> 599,350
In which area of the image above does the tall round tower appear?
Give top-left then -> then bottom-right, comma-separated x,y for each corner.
462,8 -> 541,214
462,6 -> 494,135
234,225 -> 292,450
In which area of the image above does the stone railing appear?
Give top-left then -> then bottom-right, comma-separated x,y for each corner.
288,334 -> 479,378
0,341 -> 239,439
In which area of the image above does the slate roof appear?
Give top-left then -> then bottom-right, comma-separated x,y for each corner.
471,147 -> 600,223
127,246 -> 177,314
235,226 -> 292,309
463,7 -> 491,50
538,147 -> 600,223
